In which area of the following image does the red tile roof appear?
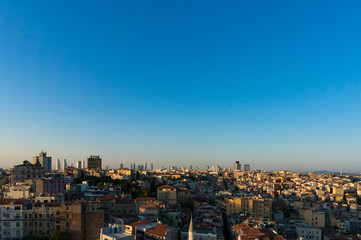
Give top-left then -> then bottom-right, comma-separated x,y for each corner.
116,198 -> 136,204
147,224 -> 170,237
127,220 -> 152,227
158,185 -> 176,190
0,199 -> 29,205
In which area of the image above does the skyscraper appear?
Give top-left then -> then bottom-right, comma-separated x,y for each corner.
212,165 -> 220,172
151,163 -> 153,171
87,155 -> 102,169
76,161 -> 82,169
63,159 -> 67,171
120,163 -> 123,169
234,161 -> 241,171
244,164 -> 250,171
56,159 -> 61,171
33,151 -> 52,172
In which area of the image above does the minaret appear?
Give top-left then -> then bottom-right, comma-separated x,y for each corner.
188,214 -> 194,240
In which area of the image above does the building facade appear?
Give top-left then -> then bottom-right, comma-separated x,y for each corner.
12,161 -> 45,183
216,196 -> 272,220
234,161 -> 241,171
33,151 -> 52,172
157,185 -> 177,205
87,156 -> 102,169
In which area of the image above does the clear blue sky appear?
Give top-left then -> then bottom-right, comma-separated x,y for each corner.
1,1 -> 361,171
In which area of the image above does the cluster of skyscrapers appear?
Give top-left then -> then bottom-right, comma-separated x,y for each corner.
234,161 -> 250,171
56,158 -> 68,171
32,151 -> 98,171
130,162 -> 153,171
32,151 -> 248,172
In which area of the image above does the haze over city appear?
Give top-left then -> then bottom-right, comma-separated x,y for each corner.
1,1 -> 361,172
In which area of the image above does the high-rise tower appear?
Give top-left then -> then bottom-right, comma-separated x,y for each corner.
56,159 -> 61,171
244,164 -> 250,171
63,159 -> 67,171
33,151 -> 52,172
234,161 -> 241,171
87,155 -> 102,169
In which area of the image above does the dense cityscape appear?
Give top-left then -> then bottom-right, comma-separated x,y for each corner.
2,1 -> 361,240
0,151 -> 360,240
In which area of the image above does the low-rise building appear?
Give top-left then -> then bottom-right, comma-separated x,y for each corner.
296,225 -> 322,240
157,185 -> 177,205
100,224 -> 134,240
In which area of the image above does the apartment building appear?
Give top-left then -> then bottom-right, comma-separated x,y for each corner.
12,161 -> 44,183
216,196 -> 272,220
0,199 -> 32,240
157,185 -> 177,205
299,208 -> 326,228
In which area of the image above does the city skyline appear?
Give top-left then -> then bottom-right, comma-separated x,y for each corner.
1,150 -> 358,174
1,1 -> 361,172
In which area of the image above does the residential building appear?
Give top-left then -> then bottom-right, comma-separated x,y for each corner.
25,178 -> 64,195
12,161 -> 45,183
296,226 -> 322,240
2,183 -> 36,199
0,199 -> 32,240
300,208 -> 325,228
216,196 -> 272,220
100,224 -> 134,240
157,185 -> 177,205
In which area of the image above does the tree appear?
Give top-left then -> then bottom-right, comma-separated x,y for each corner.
22,235 -> 47,240
141,187 -> 150,197
135,171 -> 141,180
49,230 -> 72,240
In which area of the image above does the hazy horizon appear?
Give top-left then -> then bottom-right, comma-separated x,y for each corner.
1,1 -> 361,172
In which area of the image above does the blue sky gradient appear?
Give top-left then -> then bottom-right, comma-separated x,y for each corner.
1,1 -> 361,171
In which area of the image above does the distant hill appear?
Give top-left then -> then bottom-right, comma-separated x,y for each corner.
312,170 -> 332,174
